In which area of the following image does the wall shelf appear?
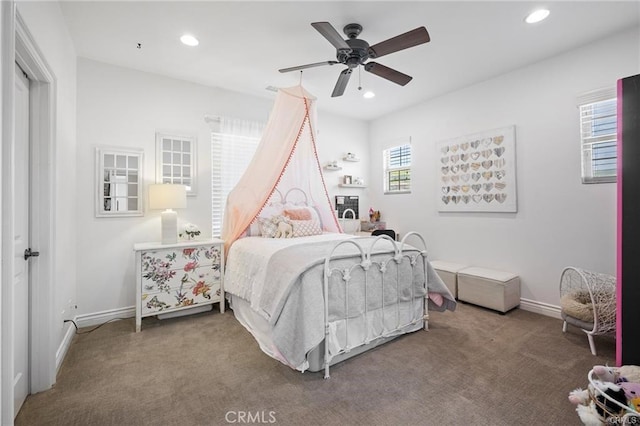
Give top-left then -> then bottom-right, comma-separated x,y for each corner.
323,165 -> 342,171
343,156 -> 361,162
339,184 -> 367,188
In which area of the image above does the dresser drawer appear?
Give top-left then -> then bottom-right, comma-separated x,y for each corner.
141,245 -> 221,271
141,265 -> 221,293
142,280 -> 221,315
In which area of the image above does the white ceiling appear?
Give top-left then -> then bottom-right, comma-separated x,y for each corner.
58,1 -> 639,121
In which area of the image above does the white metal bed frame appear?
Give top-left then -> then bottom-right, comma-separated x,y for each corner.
322,232 -> 429,378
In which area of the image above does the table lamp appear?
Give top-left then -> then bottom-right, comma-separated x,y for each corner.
148,184 -> 187,244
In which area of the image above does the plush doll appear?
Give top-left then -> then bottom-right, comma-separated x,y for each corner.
569,380 -> 628,425
619,382 -> 640,409
575,402 -> 605,426
270,215 -> 293,238
592,365 -> 640,384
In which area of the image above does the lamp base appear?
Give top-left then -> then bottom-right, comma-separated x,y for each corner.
160,209 -> 178,244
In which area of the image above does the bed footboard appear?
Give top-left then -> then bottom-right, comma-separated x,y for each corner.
322,232 -> 429,379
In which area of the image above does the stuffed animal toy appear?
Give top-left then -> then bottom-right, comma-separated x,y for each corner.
270,215 -> 293,238
619,382 -> 640,409
592,365 -> 640,384
569,379 -> 628,425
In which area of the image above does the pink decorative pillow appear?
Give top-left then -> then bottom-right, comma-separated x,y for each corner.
284,208 -> 312,221
428,293 -> 444,307
291,219 -> 322,237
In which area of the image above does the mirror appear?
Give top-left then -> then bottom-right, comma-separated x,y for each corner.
95,147 -> 144,217
156,132 -> 197,196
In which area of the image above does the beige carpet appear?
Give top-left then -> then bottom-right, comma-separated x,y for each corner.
16,302 -> 614,425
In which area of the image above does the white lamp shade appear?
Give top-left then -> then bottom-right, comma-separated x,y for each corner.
148,184 -> 187,210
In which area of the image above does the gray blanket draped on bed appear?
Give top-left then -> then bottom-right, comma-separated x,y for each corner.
253,237 -> 455,368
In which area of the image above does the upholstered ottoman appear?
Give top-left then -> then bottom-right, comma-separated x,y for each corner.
430,260 -> 467,299
457,267 -> 521,313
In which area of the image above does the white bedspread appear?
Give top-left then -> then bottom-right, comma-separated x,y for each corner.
224,233 -> 353,316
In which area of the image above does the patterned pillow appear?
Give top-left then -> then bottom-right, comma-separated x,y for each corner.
291,219 -> 322,237
284,208 -> 312,221
258,217 -> 278,238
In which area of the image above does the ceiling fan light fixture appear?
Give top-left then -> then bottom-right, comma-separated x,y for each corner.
363,91 -> 375,99
180,34 -> 199,47
525,9 -> 550,24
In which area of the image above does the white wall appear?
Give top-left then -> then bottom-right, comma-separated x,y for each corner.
369,27 -> 639,307
75,58 -> 368,316
16,0 -> 77,363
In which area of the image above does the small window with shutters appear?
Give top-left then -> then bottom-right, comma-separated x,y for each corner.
383,142 -> 412,194
578,88 -> 617,184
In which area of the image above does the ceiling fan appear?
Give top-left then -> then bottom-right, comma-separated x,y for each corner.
279,22 -> 430,97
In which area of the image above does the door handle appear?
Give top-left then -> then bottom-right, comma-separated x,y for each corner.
24,248 -> 40,260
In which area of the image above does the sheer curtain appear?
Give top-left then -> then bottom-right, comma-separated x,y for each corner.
221,86 -> 341,251
210,116 -> 264,237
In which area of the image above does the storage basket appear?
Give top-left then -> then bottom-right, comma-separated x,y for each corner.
586,369 -> 640,425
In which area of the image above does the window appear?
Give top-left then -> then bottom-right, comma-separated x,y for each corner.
210,117 -> 263,236
383,142 -> 412,194
579,88 -> 617,184
156,133 -> 197,195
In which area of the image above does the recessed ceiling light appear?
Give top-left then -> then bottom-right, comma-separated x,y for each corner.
363,91 -> 375,99
525,9 -> 550,24
180,34 -> 199,46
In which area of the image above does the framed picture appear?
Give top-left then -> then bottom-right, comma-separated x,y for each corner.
343,175 -> 352,185
436,125 -> 517,212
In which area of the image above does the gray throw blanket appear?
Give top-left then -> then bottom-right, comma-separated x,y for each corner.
256,236 -> 455,368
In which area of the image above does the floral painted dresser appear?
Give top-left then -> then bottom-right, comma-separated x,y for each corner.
133,239 -> 224,332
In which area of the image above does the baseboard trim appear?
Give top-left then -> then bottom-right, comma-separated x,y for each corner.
54,307 -> 135,374
75,306 -> 136,328
519,298 -> 561,319
55,323 -> 75,374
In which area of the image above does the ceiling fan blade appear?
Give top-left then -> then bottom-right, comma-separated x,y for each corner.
332,69 -> 353,97
279,61 -> 339,73
364,62 -> 412,86
368,27 -> 430,59
311,22 -> 350,51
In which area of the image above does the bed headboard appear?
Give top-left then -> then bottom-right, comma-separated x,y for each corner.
265,187 -> 310,208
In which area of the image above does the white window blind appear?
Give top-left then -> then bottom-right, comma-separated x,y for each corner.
383,142 -> 412,194
578,88 -> 617,184
210,117 -> 263,237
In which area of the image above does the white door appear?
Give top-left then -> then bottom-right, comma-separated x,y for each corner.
13,62 -> 30,416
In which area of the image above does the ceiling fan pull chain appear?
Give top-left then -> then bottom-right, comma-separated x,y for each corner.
358,66 -> 362,91
299,70 -> 303,85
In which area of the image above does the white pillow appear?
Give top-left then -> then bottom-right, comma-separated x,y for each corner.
246,221 -> 261,237
259,203 -> 284,219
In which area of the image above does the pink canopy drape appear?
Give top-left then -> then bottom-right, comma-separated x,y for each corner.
221,85 -> 341,253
